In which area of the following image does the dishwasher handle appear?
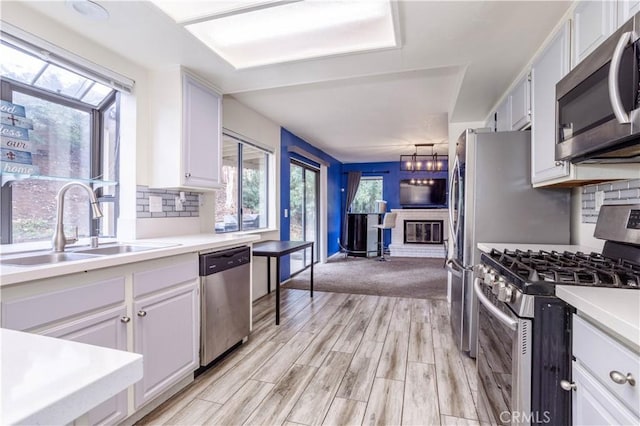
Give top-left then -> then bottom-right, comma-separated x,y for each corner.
199,246 -> 251,276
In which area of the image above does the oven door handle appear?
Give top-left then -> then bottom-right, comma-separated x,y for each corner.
474,278 -> 518,331
609,30 -> 636,124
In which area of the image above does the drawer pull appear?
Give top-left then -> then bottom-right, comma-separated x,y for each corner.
560,380 -> 576,391
137,310 -> 147,317
120,316 -> 131,323
609,371 -> 636,386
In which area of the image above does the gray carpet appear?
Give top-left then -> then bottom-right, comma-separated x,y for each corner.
283,255 -> 448,299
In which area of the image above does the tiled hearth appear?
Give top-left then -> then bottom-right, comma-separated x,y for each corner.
389,208 -> 449,258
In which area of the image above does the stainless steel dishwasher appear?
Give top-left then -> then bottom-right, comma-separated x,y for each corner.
199,245 -> 251,366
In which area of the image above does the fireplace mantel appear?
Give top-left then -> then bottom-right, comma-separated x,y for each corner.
389,208 -> 449,258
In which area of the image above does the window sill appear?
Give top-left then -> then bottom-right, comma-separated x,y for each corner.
218,227 -> 278,237
0,171 -> 117,187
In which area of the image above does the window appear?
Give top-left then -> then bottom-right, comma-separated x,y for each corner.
351,177 -> 383,213
215,131 -> 271,233
1,40 -> 119,244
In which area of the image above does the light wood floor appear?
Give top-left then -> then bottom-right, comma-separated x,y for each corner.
138,289 -> 491,426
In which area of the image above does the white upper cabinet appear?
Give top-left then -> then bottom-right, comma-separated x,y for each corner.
149,67 -> 222,191
493,73 -> 531,133
530,3 -> 640,187
510,74 -> 532,131
496,96 -> 511,132
485,113 -> 496,132
531,22 -> 571,185
572,0 -> 617,67
618,0 -> 640,25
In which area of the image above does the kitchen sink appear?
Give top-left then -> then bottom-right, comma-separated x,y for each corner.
1,243 -> 178,267
72,244 -> 160,255
1,252 -> 102,266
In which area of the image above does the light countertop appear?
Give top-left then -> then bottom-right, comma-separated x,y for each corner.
1,328 -> 143,425
0,233 -> 261,287
556,286 -> 640,352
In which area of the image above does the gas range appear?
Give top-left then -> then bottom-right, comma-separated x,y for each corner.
481,248 -> 640,294
478,204 -> 640,316
475,204 -> 640,425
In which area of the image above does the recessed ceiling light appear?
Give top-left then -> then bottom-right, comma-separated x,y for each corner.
67,0 -> 109,21
182,0 -> 398,69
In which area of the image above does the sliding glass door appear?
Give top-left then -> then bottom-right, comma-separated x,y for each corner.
289,160 -> 319,273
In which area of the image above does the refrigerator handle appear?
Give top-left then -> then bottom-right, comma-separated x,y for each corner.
448,156 -> 461,240
445,258 -> 471,277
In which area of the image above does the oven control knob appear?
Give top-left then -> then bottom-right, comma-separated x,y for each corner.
493,278 -> 505,295
484,270 -> 495,282
499,285 -> 514,303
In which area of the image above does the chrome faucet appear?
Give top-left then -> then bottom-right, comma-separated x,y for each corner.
52,182 -> 103,252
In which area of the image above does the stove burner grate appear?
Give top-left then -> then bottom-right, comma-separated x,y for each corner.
486,249 -> 640,290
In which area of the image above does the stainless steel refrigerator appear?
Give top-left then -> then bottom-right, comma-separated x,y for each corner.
447,129 -> 570,357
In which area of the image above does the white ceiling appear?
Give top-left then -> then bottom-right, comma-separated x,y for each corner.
11,0 -> 571,163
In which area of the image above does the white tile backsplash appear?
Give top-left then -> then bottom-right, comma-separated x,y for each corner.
581,179 -> 640,224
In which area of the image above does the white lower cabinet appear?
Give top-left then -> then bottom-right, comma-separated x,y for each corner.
569,315 -> 640,425
42,306 -> 129,426
1,277 -> 128,425
133,281 -> 199,409
1,253 -> 201,424
572,362 -> 638,425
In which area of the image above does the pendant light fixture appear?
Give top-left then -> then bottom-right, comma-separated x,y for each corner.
400,143 -> 446,174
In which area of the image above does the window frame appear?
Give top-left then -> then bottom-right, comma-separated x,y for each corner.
350,176 -> 384,213
0,77 -> 119,244
216,130 -> 272,233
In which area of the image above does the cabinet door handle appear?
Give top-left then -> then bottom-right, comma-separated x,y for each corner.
610,371 -> 636,386
120,316 -> 131,323
185,172 -> 191,178
555,161 -> 565,167
560,380 -> 576,391
137,310 -> 147,317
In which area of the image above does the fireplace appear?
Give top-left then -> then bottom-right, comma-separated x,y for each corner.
390,209 -> 448,257
404,220 -> 443,244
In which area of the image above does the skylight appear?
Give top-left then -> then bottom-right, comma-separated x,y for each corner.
151,0 -> 398,69
0,42 -> 114,107
150,0 -> 287,23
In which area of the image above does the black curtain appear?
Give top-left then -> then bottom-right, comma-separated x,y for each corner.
341,171 -> 362,245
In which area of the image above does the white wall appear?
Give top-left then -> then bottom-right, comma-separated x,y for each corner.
223,96 -> 282,301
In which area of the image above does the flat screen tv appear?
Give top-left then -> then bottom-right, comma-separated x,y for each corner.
399,179 -> 447,207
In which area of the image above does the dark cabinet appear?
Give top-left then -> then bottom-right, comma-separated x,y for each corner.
346,213 -> 381,257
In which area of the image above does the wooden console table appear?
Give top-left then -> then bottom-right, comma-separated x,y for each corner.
252,240 -> 314,325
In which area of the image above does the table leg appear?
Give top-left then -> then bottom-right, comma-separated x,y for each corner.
267,257 -> 271,294
310,244 -> 314,298
275,256 -> 280,325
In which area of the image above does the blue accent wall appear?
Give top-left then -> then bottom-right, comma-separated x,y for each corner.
278,128 -> 448,282
342,161 -> 448,249
280,128 -> 342,282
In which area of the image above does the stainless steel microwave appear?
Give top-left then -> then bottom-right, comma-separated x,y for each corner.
556,12 -> 640,163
